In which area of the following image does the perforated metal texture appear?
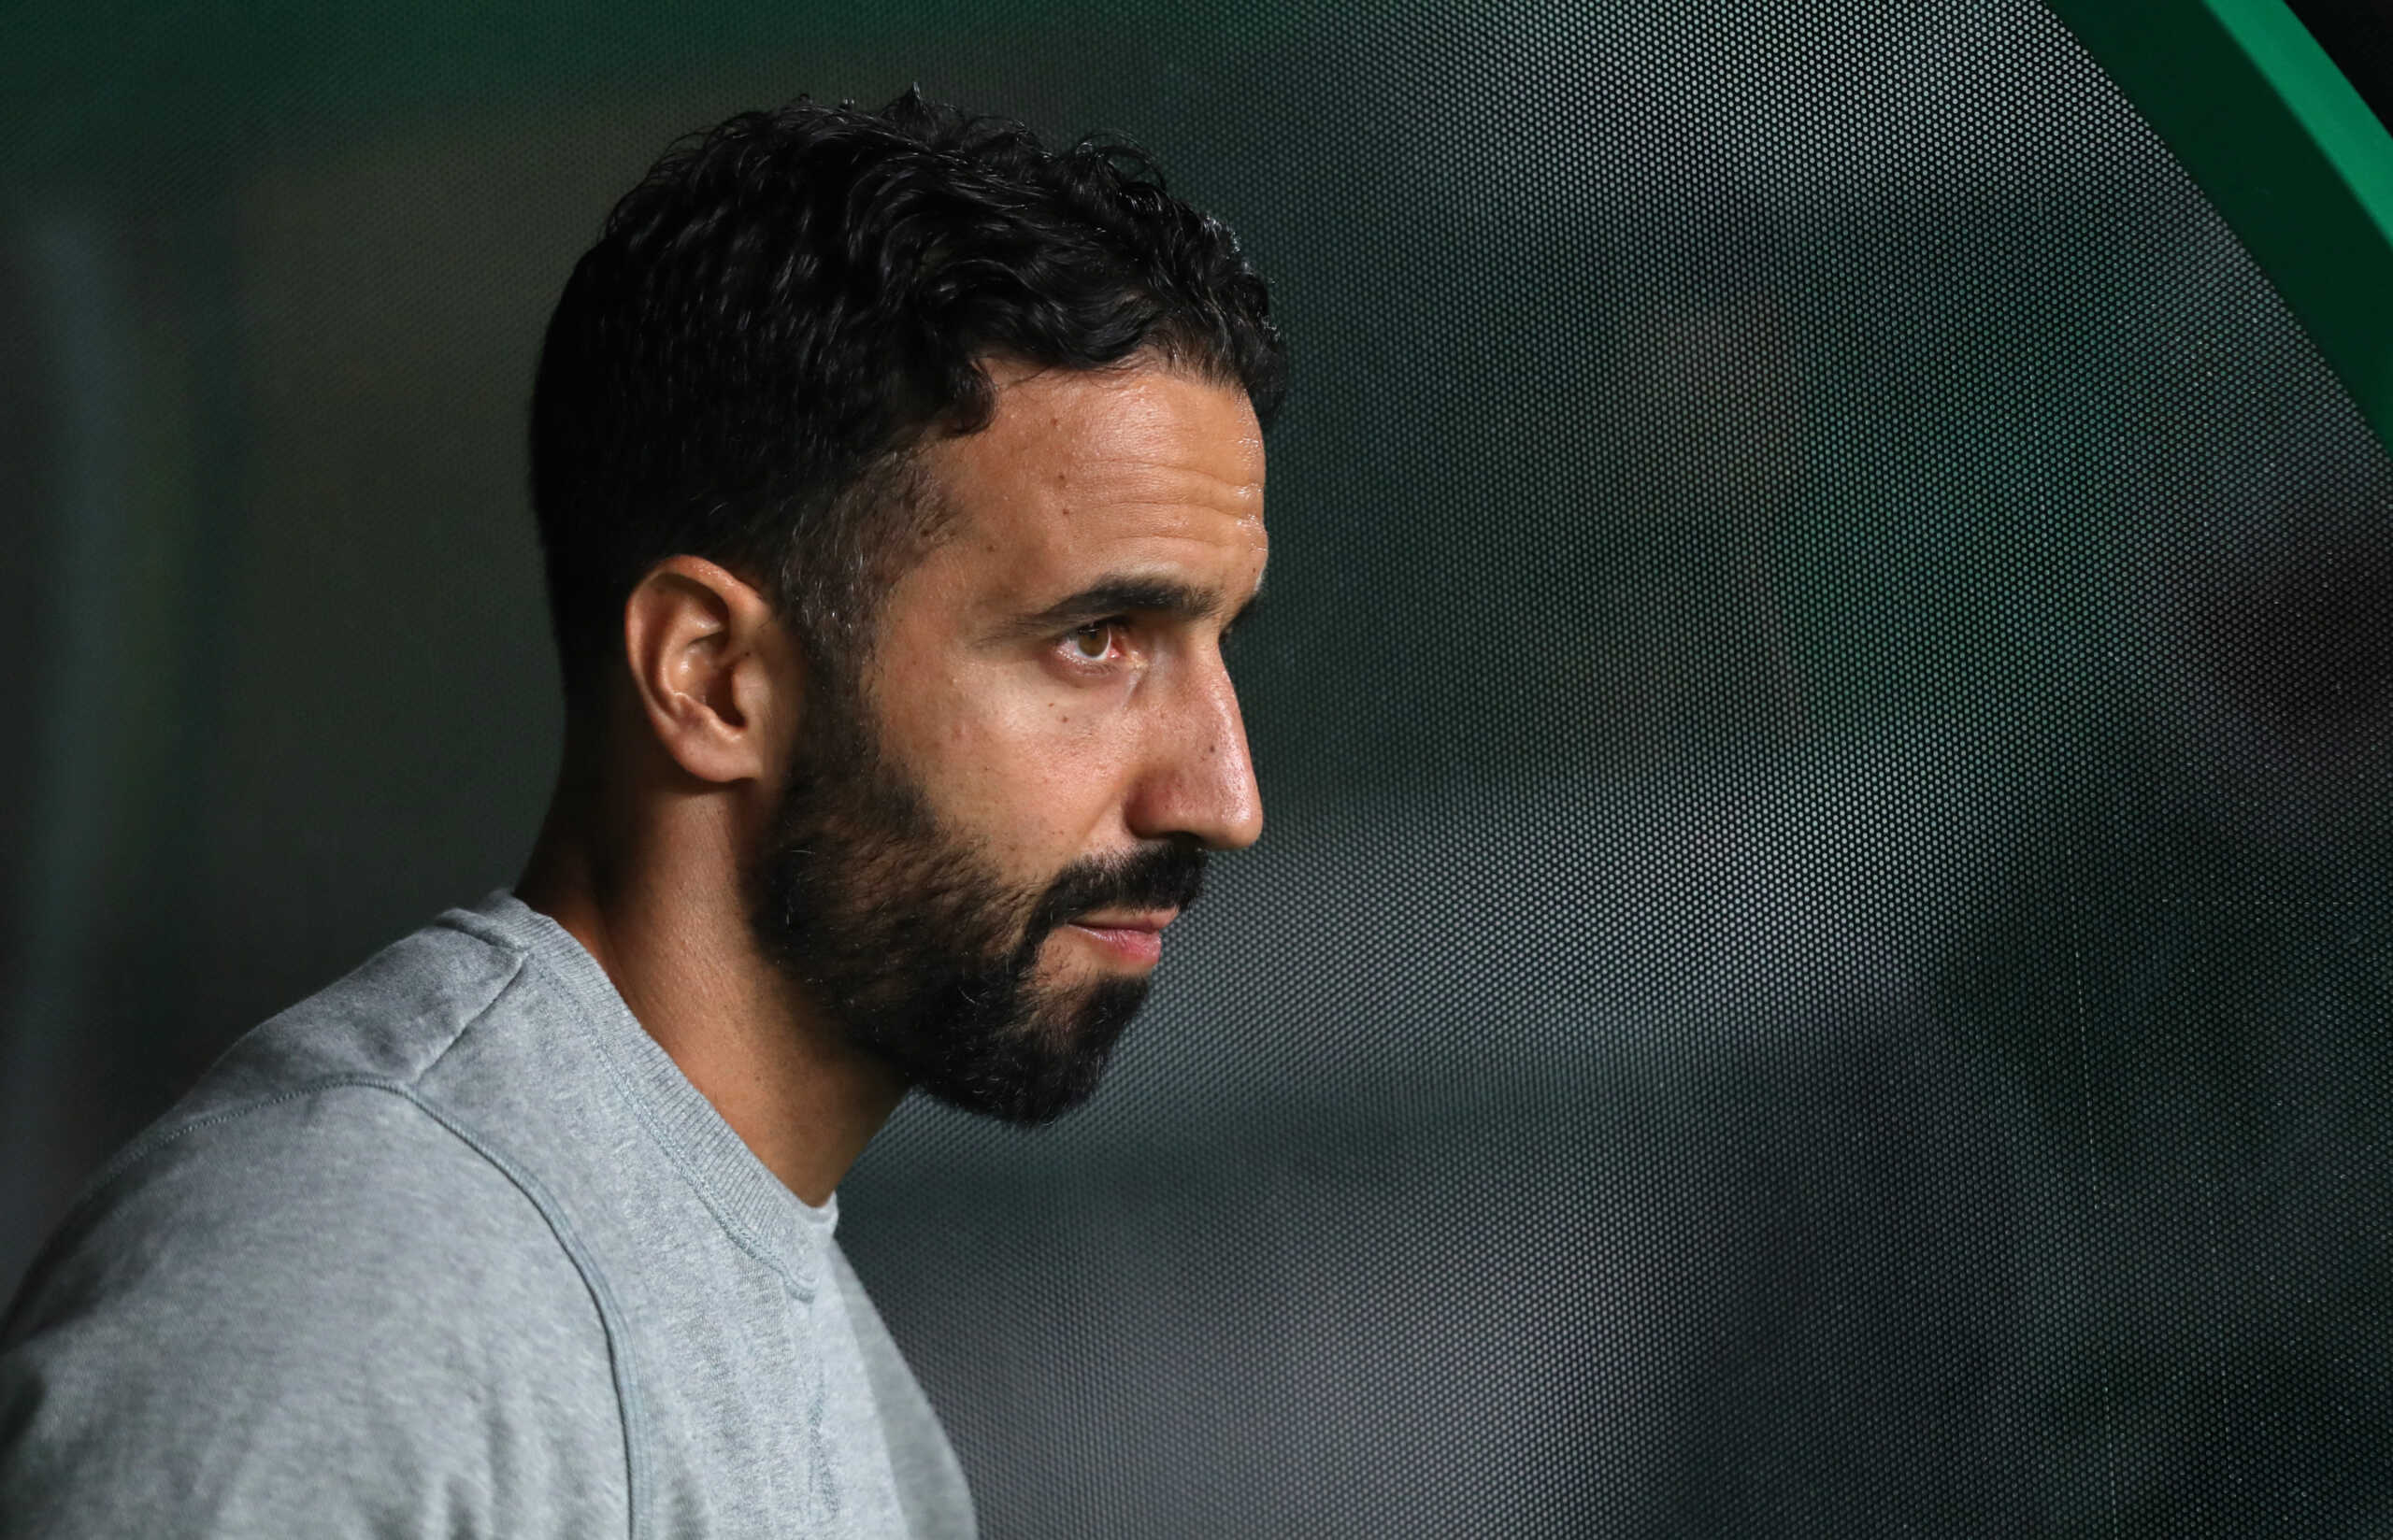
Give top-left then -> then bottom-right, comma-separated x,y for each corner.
833,3 -> 2393,1534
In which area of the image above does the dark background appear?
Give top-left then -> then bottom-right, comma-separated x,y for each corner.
6,1 -> 2391,1533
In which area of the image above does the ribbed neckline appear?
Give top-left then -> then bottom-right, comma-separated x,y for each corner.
445,890 -> 838,1295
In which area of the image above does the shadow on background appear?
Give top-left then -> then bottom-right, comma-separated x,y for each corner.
5,2 -> 2390,1533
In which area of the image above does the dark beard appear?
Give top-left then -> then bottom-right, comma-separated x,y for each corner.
745,692 -> 1208,1126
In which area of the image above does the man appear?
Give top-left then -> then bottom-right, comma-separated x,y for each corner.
0,88 -> 1284,1537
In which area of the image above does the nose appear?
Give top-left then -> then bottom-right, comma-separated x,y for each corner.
1123,653 -> 1264,851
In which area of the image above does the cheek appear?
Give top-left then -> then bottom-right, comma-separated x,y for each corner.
900,668 -> 1141,866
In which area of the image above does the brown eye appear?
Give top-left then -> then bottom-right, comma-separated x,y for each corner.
1068,622 -> 1115,662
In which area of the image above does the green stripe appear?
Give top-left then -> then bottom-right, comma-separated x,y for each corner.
2047,0 -> 2393,441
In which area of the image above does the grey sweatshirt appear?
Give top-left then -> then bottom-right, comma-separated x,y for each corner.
0,891 -> 977,1539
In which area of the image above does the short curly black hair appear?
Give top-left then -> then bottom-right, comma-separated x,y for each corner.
528,87 -> 1287,707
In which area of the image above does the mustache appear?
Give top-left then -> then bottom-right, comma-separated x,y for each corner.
1025,837 -> 1210,939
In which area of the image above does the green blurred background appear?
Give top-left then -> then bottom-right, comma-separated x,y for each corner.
6,1 -> 2391,1533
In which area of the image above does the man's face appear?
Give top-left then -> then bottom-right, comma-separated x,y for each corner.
749,362 -> 1268,1124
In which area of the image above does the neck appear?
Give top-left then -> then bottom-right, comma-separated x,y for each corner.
515,750 -> 908,1207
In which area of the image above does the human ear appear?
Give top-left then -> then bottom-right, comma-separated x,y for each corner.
620,555 -> 796,786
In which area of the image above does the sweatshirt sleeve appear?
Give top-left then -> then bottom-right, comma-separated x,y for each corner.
0,1084 -> 632,1539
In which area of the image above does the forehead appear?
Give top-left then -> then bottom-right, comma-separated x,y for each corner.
910,362 -> 1268,601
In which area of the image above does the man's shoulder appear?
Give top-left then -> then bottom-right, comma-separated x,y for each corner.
183,900 -> 540,1112
0,1085 -> 629,1535
0,911 -> 631,1536
7,895 -> 602,1358
9,1075 -> 586,1338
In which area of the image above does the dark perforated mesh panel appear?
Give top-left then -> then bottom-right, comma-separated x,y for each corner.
6,0 -> 2390,1534
832,5 -> 2393,1533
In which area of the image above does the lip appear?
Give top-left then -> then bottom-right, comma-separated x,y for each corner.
1063,909 -> 1178,967
1069,908 -> 1180,933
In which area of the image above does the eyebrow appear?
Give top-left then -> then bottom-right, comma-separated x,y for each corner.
1015,574 -> 1268,636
